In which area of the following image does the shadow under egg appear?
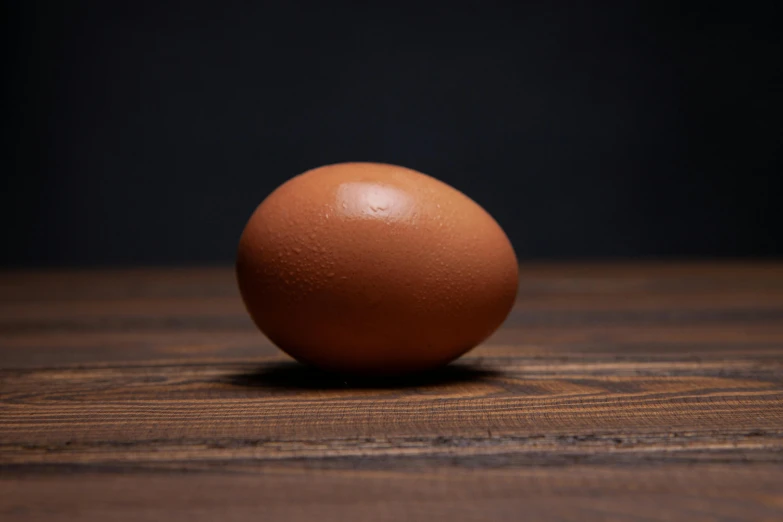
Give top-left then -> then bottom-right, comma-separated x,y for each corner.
223,360 -> 501,390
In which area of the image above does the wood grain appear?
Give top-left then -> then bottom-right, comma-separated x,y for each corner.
1,263 -> 783,521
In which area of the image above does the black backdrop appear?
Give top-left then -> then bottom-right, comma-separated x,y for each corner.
4,1 -> 781,267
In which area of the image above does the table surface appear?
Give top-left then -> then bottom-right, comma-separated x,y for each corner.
1,263 -> 782,521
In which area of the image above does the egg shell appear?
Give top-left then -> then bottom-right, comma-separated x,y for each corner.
236,162 -> 518,375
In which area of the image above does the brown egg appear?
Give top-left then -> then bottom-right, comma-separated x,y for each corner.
236,162 -> 518,375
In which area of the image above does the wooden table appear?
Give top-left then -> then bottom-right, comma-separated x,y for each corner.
1,263 -> 782,521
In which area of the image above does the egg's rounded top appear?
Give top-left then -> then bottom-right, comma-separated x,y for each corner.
237,162 -> 518,374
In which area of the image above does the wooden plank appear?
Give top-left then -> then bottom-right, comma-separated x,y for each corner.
1,368 -> 781,465
3,464 -> 783,522
1,263 -> 783,520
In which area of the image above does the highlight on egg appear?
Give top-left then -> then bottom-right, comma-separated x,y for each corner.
236,162 -> 518,375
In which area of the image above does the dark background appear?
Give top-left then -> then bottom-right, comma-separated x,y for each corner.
3,1 -> 781,267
